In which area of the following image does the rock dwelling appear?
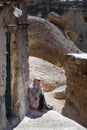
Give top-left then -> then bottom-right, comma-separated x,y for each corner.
0,0 -> 87,130
0,0 -> 29,129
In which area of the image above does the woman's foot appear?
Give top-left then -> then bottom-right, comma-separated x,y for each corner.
45,104 -> 53,110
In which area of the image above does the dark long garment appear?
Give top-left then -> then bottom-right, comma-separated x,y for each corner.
39,92 -> 46,109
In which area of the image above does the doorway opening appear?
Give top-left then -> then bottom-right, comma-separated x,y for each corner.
5,32 -> 11,117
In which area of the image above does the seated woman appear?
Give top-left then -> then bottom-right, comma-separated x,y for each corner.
28,77 -> 53,112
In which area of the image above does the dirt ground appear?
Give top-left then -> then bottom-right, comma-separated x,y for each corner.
45,91 -> 65,114
29,56 -> 66,114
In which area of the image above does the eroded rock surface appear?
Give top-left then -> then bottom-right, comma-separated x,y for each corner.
53,85 -> 66,100
63,53 -> 87,127
28,15 -> 81,67
48,12 -> 69,30
66,31 -> 78,43
29,56 -> 66,92
28,15 -> 87,127
12,110 -> 86,130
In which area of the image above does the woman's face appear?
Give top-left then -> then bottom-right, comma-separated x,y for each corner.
36,80 -> 41,89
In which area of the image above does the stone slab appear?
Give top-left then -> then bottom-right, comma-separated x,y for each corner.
12,110 -> 86,130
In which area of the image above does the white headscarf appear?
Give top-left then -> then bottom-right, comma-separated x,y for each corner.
33,77 -> 41,87
32,77 -> 41,96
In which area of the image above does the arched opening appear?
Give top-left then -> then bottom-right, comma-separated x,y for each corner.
28,56 -> 66,113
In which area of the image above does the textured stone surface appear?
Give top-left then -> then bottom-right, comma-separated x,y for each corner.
27,15 -> 87,127
63,54 -> 87,127
28,15 -> 82,67
0,12 -> 7,130
0,6 -> 87,130
29,56 -> 66,92
53,85 -> 66,100
3,1 -> 29,120
13,110 -> 86,130
48,12 -> 69,30
0,2 -> 29,130
10,27 -> 29,119
0,12 -> 6,97
0,97 -> 7,130
66,31 -> 78,43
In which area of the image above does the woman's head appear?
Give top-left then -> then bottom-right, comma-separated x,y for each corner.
33,77 -> 41,89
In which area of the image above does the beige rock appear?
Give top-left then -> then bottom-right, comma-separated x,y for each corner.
48,12 -> 69,30
29,56 -> 66,92
45,90 -> 65,113
27,15 -> 87,127
0,87 -> 5,97
13,110 -> 86,130
0,97 -> 7,130
66,31 -> 78,43
53,85 -> 66,100
64,53 -> 87,127
28,16 -> 82,67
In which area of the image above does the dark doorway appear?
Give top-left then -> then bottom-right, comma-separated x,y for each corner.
5,32 -> 11,117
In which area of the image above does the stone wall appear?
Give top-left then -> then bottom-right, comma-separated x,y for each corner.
0,97 -> 7,130
63,54 -> 87,127
0,12 -> 7,130
9,1 -> 29,119
11,25 -> 29,119
0,1 -> 29,130
10,30 -> 18,117
11,26 -> 29,119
